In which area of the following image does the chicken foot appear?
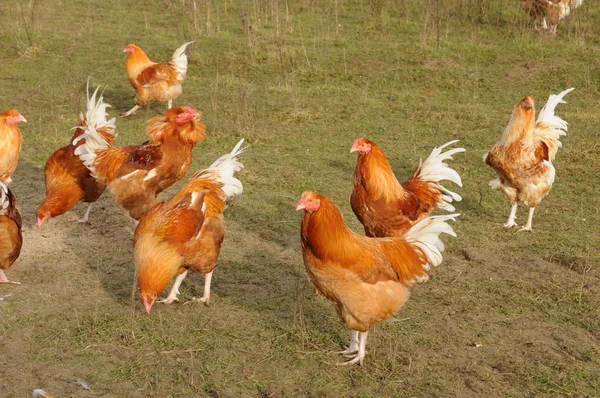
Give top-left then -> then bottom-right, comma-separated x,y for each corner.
0,270 -> 20,285
185,271 -> 213,306
121,105 -> 141,117
78,203 -> 94,223
159,270 -> 188,304
518,207 -> 535,232
338,331 -> 368,366
504,203 -> 518,228
336,330 -> 359,356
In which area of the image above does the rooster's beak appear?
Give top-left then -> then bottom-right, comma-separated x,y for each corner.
296,198 -> 307,211
142,296 -> 154,315
349,144 -> 358,153
37,214 -> 49,228
19,114 -> 27,123
521,96 -> 534,110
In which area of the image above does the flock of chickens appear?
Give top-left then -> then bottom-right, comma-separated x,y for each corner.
0,39 -> 574,366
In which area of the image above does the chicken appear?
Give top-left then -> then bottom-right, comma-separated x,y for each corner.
297,191 -> 458,365
0,109 -> 27,184
74,99 -> 206,221
0,182 -> 22,284
523,0 -> 584,35
37,86 -> 117,227
484,88 -> 574,232
121,41 -> 194,117
135,139 -> 245,314
351,138 -> 464,237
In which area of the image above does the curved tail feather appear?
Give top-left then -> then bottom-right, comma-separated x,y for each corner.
73,83 -> 116,175
534,87 -> 573,161
170,41 -> 194,81
403,213 -> 459,282
413,140 -> 465,211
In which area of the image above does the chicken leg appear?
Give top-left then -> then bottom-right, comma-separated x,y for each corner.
339,331 -> 368,366
167,100 -> 173,109
337,330 -> 359,356
78,203 -> 94,223
0,270 -> 20,285
159,270 -> 188,304
518,207 -> 535,232
185,271 -> 213,305
121,105 -> 141,117
504,203 -> 518,228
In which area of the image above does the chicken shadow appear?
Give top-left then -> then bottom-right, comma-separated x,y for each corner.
14,158 -> 138,304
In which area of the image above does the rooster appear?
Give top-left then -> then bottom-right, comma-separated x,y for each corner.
135,139 -> 245,314
485,88 -> 574,232
74,100 -> 206,221
297,191 -> 458,365
121,41 -> 194,117
0,182 -> 22,284
37,86 -> 117,227
523,0 -> 584,35
0,109 -> 27,184
351,138 -> 464,237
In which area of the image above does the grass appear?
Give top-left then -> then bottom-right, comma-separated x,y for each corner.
1,0 -> 599,396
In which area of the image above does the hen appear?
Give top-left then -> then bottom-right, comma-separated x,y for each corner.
485,88 -> 574,232
37,86 -> 117,227
136,139 -> 245,314
298,191 -> 458,365
523,0 -> 584,35
122,41 -> 194,117
0,182 -> 22,284
75,103 -> 206,221
0,109 -> 27,184
351,138 -> 464,237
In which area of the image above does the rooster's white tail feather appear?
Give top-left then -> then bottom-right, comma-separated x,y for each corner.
415,140 -> 465,211
194,139 -> 246,200
73,82 -> 115,175
170,41 -> 194,81
534,88 -> 573,161
0,182 -> 9,215
404,213 -> 459,282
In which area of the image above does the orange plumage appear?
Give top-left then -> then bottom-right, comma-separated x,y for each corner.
135,140 -> 245,314
76,105 -> 206,220
298,191 -> 457,365
485,88 -> 573,231
0,109 -> 27,184
0,183 -> 22,284
351,138 -> 464,237
37,119 -> 117,227
122,42 -> 194,117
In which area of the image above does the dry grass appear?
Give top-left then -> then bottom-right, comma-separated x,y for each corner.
0,0 -> 599,396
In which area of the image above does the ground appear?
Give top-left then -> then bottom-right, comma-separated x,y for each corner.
0,0 -> 599,397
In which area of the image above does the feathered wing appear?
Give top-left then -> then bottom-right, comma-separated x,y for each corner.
533,87 -> 573,161
168,41 -> 194,81
408,140 -> 466,211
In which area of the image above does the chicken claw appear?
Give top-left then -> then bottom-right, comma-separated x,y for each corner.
503,221 -> 518,228
0,270 -> 20,284
184,296 -> 210,306
338,353 -> 365,366
121,105 -> 141,118
158,296 -> 179,304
